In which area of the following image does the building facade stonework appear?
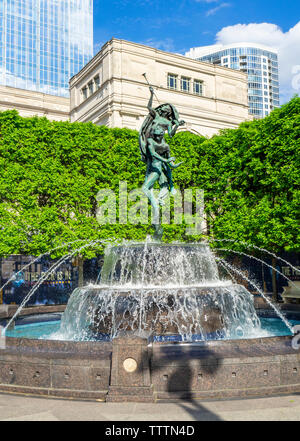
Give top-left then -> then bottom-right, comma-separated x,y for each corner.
0,85 -> 70,121
70,39 -> 252,137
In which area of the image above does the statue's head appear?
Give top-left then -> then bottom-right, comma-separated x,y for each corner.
151,126 -> 164,137
155,103 -> 179,124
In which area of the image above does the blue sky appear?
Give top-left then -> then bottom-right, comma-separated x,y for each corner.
93,0 -> 299,54
93,0 -> 300,102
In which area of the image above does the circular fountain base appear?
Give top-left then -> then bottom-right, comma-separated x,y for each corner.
2,241 -> 299,401
1,306 -> 300,401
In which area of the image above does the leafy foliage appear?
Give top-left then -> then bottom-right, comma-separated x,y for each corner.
197,97 -> 300,254
0,97 -> 299,258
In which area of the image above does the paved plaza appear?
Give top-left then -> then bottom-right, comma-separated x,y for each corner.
0,392 -> 300,421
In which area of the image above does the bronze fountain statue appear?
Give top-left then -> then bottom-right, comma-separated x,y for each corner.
139,86 -> 185,240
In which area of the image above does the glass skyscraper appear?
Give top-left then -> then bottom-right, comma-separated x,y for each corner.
0,0 -> 93,97
186,43 -> 280,118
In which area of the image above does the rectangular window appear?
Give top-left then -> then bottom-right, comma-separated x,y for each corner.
193,80 -> 203,96
94,75 -> 100,90
88,81 -> 94,96
82,86 -> 88,100
167,74 -> 177,90
181,76 -> 190,92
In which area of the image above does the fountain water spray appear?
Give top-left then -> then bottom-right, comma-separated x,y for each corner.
219,259 -> 293,333
0,239 -> 91,293
3,239 -> 109,333
215,247 -> 300,291
207,238 -> 300,274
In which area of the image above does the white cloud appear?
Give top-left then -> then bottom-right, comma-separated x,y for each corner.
215,22 -> 300,103
141,38 -> 175,52
216,23 -> 284,47
206,2 -> 231,16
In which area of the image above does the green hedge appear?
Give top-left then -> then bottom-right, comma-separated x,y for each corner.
0,96 -> 299,257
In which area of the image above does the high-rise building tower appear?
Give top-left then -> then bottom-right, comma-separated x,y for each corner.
0,0 -> 93,97
186,43 -> 280,118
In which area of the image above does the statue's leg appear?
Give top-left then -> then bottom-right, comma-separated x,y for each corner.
158,171 -> 169,206
165,164 -> 176,195
142,171 -> 160,225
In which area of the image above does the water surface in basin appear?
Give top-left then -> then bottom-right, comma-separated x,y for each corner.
4,317 -> 300,341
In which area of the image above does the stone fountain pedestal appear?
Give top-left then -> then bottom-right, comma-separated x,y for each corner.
106,336 -> 156,402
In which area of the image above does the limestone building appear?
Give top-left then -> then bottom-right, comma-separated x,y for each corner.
0,85 -> 70,121
70,39 -> 252,137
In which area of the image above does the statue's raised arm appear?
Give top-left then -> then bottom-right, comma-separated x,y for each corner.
147,87 -> 156,116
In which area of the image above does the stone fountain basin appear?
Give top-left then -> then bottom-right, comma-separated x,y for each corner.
60,283 -> 259,340
0,305 -> 300,401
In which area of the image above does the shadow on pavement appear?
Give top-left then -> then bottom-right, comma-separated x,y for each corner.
150,343 -> 223,421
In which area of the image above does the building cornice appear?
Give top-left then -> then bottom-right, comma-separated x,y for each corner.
70,38 -> 248,87
0,100 -> 70,117
0,85 -> 70,103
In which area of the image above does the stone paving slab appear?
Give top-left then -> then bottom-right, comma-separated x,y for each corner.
0,392 -> 300,421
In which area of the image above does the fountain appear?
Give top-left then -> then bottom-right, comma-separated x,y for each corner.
59,242 -> 261,342
1,237 -> 300,401
0,88 -> 299,402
